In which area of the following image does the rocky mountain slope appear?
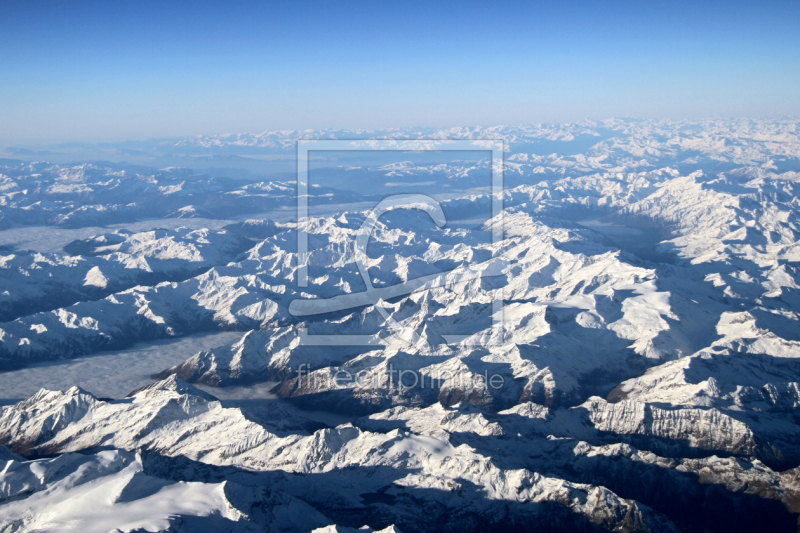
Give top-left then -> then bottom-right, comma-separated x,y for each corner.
1,376 -> 797,532
0,227 -> 251,322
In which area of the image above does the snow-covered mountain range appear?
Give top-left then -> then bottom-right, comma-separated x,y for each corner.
0,164 -> 363,229
1,118 -> 799,532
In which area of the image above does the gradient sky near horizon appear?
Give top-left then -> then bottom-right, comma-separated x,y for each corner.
1,0 -> 799,144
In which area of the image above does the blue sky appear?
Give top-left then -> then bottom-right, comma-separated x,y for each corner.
1,0 -> 798,143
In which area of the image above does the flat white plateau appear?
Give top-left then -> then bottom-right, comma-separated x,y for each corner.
0,331 -> 243,403
0,217 -> 234,253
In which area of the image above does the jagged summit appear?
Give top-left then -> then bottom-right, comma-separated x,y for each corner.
126,373 -> 219,400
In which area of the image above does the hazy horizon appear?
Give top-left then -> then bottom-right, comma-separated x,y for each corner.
3,0 -> 799,144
